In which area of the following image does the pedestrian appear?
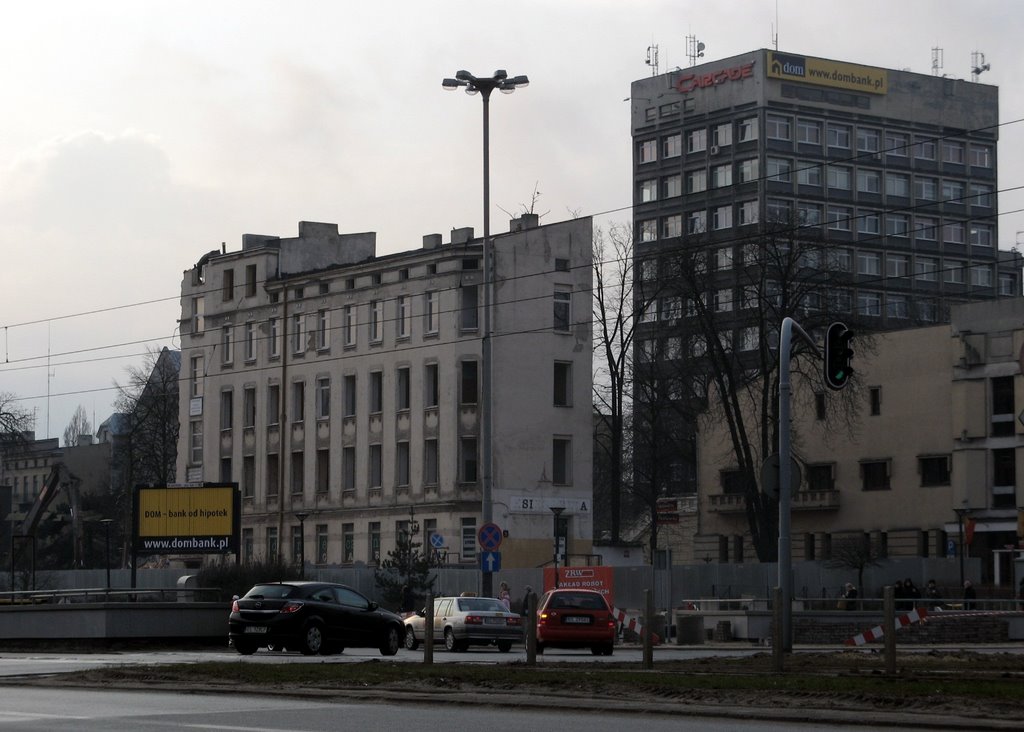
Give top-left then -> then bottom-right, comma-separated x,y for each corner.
904,577 -> 921,610
925,579 -> 941,606
498,581 -> 512,611
519,585 -> 536,616
840,582 -> 858,610
963,580 -> 977,610
893,579 -> 905,610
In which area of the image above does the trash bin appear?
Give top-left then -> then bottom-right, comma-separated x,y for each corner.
674,612 -> 704,645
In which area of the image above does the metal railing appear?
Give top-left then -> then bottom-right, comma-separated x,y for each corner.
0,587 -> 224,605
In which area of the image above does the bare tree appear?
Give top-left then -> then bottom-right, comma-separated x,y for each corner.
0,392 -> 33,437
62,405 -> 92,447
826,536 -> 884,596
645,213 -> 868,561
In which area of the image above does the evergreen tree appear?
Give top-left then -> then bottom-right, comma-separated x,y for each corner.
373,528 -> 439,611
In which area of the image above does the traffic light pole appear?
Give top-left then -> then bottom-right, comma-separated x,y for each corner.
778,317 -> 820,652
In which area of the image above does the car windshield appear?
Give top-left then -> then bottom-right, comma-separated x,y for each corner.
547,592 -> 607,610
456,598 -> 507,612
244,584 -> 298,600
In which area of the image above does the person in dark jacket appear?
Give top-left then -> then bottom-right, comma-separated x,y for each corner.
963,580 -> 977,610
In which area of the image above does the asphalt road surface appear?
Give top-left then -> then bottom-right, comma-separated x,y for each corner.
0,686 -> 888,731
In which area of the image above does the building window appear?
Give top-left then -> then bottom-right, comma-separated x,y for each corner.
315,524 -> 328,564
316,309 -> 329,350
827,124 -> 850,149
827,206 -> 852,231
941,140 -> 964,164
343,305 -> 355,347
423,292 -> 440,335
941,179 -> 965,202
885,173 -> 910,197
806,464 -> 835,491
396,441 -> 410,487
797,162 -> 821,187
370,371 -> 383,413
190,355 -> 204,398
242,528 -> 254,563
993,449 -> 1016,508
857,251 -> 881,276
243,387 -> 256,428
885,131 -> 908,157
189,420 -> 203,464
856,169 -> 879,194
970,225 -> 993,248
914,137 -> 936,160
915,257 -> 938,281
460,361 -> 478,404
711,165 -> 731,188
342,446 -> 355,491
969,144 -> 992,168
316,449 -> 329,494
663,215 -> 682,238
796,119 -> 820,145
686,169 -> 707,194
291,313 -> 304,354
424,438 -> 439,485
369,444 -> 382,489
220,389 -> 233,431
554,361 -> 572,407
461,437 -> 478,483
342,523 -> 354,563
886,254 -> 910,280
886,214 -> 910,237
737,117 -> 757,142
266,453 -> 279,499
552,437 -> 572,485
686,127 -> 707,152
222,268 -> 234,301
943,222 -> 966,245
857,291 -> 881,317
424,364 -> 439,408
221,326 -> 233,364
869,386 -> 882,416
640,179 -> 657,202
687,210 -> 707,234
856,128 -> 880,153
827,165 -> 851,190
639,219 -> 657,242
767,158 -> 791,182
861,460 -> 890,491
970,265 -> 993,288
713,123 -> 732,146
553,290 -> 571,331
999,273 -> 1018,297
266,527 -> 279,563
663,134 -> 681,158
886,294 -> 909,320
858,211 -> 880,236
316,377 -> 330,420
915,176 -> 937,200
369,522 -> 381,563
292,381 -> 305,422
711,206 -> 732,231
638,139 -> 657,163
397,295 -> 410,338
245,322 -> 256,362
396,367 -> 410,411
370,300 -> 383,342
291,450 -> 304,495
268,384 -> 280,425
970,183 -> 993,207
459,286 -> 478,331
919,456 -> 950,487
766,115 -> 790,140
739,200 -> 758,225
916,217 -> 937,241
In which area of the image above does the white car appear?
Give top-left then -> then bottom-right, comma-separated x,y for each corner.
403,596 -> 523,652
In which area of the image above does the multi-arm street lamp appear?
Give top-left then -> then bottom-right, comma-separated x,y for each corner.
294,512 -> 309,580
99,518 -> 114,592
442,69 -> 528,598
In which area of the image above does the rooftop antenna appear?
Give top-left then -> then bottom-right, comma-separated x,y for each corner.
971,51 -> 990,81
931,47 -> 944,77
645,44 -> 659,76
771,0 -> 779,50
686,35 -> 705,67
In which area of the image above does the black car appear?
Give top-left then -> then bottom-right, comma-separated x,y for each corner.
228,581 -> 403,656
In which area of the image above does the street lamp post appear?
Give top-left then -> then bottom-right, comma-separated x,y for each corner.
294,512 -> 309,580
99,518 -> 113,592
443,69 -> 528,598
550,506 -> 565,588
954,506 -> 971,589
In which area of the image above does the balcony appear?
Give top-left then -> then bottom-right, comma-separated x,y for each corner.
792,488 -> 840,510
708,493 -> 746,513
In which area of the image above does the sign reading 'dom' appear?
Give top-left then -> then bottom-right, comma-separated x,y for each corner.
134,484 -> 240,555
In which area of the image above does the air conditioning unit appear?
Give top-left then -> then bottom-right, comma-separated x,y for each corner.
709,144 -> 721,156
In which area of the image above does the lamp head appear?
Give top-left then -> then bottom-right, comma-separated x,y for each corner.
455,70 -> 473,82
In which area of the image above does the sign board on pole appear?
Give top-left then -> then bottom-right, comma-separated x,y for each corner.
478,523 -> 502,552
480,551 -> 501,573
134,484 -> 240,555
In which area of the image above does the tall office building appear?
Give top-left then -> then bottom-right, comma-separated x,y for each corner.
628,50 -> 1021,532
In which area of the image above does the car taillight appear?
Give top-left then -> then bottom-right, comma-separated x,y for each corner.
280,601 -> 304,614
464,615 -> 483,625
538,612 -> 550,626
231,600 -> 239,612
507,616 -> 522,626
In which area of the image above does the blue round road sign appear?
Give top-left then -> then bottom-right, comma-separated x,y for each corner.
430,533 -> 445,549
478,522 -> 502,551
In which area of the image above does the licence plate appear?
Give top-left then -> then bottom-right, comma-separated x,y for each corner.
483,617 -> 505,625
244,626 -> 269,634
564,616 -> 592,624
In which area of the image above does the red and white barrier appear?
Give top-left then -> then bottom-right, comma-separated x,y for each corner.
613,606 -> 662,644
844,606 -> 928,646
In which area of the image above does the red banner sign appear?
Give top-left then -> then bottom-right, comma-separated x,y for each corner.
675,62 -> 754,94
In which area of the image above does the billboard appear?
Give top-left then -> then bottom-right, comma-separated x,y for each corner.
543,566 -> 615,607
767,51 -> 887,95
134,484 -> 240,555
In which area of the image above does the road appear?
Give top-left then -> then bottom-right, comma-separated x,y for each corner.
0,686 -> 891,731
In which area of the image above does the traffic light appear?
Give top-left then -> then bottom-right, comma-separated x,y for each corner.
823,322 -> 854,390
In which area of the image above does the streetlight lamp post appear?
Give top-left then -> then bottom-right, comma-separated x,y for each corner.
550,506 -> 565,588
954,505 -> 971,589
99,518 -> 113,592
294,512 -> 309,580
442,69 -> 528,598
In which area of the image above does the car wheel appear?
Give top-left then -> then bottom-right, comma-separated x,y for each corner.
591,646 -> 602,656
380,626 -> 400,656
601,643 -> 614,656
535,642 -> 545,655
301,622 -> 324,656
497,640 -> 512,653
233,640 -> 258,656
444,628 -> 458,652
404,628 -> 419,651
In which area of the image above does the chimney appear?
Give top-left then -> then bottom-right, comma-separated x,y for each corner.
423,234 -> 443,249
510,214 -> 540,232
450,227 -> 474,245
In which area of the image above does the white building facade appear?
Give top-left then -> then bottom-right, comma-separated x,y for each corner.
175,216 -> 593,571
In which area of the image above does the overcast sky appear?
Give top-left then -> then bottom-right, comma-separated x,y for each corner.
2,0 -> 1023,444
